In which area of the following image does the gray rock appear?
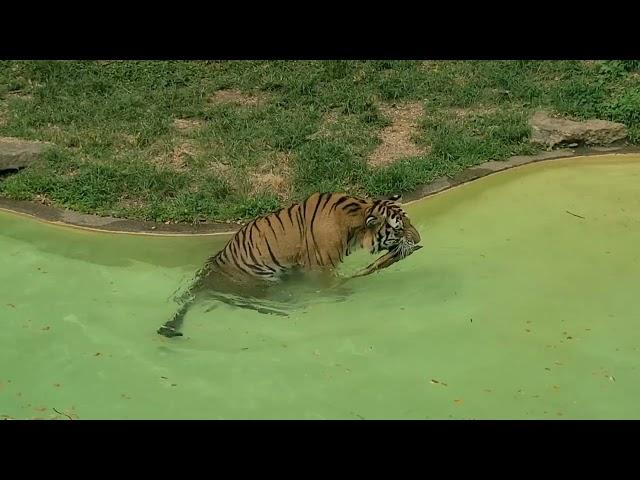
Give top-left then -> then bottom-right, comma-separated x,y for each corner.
0,137 -> 51,171
529,112 -> 627,149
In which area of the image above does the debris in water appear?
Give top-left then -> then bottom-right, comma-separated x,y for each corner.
41,326 -> 50,331
94,352 -> 101,356
608,375 -> 616,382
453,399 -> 464,406
566,210 -> 586,219
160,376 -> 168,380
53,408 -> 73,420
6,304 -> 16,308
430,379 -> 448,386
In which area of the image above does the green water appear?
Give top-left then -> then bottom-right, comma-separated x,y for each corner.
1,153 -> 640,419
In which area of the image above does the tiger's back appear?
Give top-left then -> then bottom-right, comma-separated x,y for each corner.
202,192 -> 374,284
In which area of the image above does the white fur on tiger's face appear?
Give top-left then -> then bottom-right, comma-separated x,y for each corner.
363,195 -> 421,256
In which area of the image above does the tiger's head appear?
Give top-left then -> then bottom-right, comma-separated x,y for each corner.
362,194 -> 421,257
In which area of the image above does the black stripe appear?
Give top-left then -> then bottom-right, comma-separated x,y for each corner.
246,240 -> 264,270
253,270 -> 275,277
309,193 -> 327,256
318,192 -> 332,213
345,204 -> 362,214
251,222 -> 264,256
228,243 -> 254,276
237,228 -> 250,260
218,248 -> 229,264
248,220 -> 256,247
264,240 -> 284,269
295,206 -> 304,232
286,205 -> 296,225
329,195 -> 349,214
265,216 -> 277,238
346,227 -> 356,245
341,201 -> 360,211
327,251 -> 337,268
275,211 -> 285,230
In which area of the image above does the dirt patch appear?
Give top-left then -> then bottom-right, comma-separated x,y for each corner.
447,106 -> 497,119
208,161 -> 234,179
368,102 -> 426,168
6,92 -> 33,101
149,141 -> 198,172
116,196 -> 146,212
118,132 -> 139,147
173,118 -> 204,133
307,110 -> 340,140
33,194 -> 53,206
420,61 -> 442,73
248,152 -> 292,200
208,89 -> 269,107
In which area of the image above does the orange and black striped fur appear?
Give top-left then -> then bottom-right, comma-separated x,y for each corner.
157,192 -> 421,337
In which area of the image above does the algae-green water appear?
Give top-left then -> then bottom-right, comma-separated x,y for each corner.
1,154 -> 639,419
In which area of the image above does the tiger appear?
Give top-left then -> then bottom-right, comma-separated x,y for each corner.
157,192 -> 421,338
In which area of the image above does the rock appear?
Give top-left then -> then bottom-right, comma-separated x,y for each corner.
529,112 -> 627,149
0,137 -> 50,171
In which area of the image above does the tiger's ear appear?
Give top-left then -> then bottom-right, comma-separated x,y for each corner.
366,215 -> 380,228
388,194 -> 402,203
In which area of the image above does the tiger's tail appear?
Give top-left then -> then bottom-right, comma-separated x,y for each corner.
156,294 -> 196,337
156,264 -> 209,338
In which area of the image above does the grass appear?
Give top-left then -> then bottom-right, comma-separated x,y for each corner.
1,60 -> 639,223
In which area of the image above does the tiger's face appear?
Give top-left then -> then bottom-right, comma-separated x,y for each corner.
363,195 -> 421,257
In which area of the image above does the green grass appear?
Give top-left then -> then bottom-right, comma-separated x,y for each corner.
1,60 -> 639,223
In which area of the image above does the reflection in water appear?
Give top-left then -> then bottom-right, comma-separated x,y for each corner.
179,268 -> 355,319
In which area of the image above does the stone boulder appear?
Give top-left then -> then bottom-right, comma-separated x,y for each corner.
529,112 -> 627,149
0,137 -> 50,171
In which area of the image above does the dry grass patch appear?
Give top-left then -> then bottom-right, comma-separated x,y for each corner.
368,102 -> 426,167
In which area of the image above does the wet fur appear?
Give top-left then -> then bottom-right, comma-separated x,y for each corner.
157,192 -> 420,337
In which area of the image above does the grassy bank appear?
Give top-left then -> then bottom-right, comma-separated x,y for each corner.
1,60 -> 639,223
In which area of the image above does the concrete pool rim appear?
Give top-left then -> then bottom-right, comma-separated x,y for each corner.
1,146 -> 639,237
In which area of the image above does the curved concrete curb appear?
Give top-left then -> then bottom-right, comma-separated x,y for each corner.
1,146 -> 638,236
